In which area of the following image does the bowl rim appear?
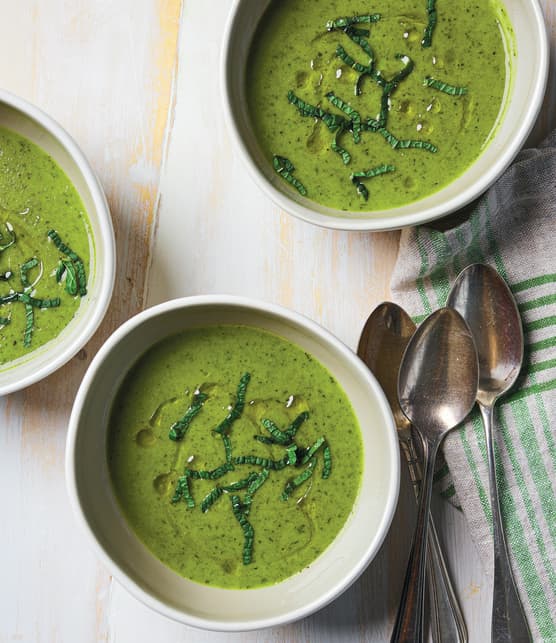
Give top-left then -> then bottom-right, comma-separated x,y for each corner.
65,294 -> 400,631
0,89 -> 115,395
220,0 -> 550,232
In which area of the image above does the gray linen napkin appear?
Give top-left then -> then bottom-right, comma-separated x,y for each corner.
391,130 -> 556,641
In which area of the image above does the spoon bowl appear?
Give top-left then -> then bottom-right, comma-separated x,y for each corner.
447,263 -> 523,405
398,308 -> 479,437
357,303 -> 415,432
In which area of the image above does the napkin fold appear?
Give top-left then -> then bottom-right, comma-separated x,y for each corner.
391,130 -> 556,641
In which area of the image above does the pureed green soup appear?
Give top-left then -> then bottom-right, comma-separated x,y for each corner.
108,325 -> 363,589
0,127 -> 92,365
247,0 -> 512,212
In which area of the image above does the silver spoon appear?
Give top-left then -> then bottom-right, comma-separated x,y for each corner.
391,308 -> 478,643
358,302 -> 467,643
447,263 -> 532,642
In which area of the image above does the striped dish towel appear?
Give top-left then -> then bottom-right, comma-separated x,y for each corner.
391,130 -> 556,641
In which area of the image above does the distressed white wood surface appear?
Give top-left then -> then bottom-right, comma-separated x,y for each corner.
0,1 -> 555,642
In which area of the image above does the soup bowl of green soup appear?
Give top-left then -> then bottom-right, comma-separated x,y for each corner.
0,90 -> 115,395
222,0 -> 548,230
66,295 -> 399,630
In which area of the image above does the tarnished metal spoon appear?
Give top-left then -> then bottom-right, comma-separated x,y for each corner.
358,302 -> 467,643
447,263 -> 532,642
391,308 -> 478,643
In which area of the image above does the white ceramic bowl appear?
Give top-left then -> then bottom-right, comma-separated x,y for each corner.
66,295 -> 399,631
0,90 -> 115,395
221,0 -> 549,231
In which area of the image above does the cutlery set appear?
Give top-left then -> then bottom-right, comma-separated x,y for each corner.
358,264 -> 532,643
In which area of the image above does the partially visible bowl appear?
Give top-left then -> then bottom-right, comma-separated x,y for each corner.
66,295 -> 399,631
0,90 -> 115,395
221,0 -> 548,231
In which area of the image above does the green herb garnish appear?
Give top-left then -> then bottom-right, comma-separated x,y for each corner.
323,445 -> 332,479
331,126 -> 352,165
48,229 -> 87,296
0,293 -> 17,305
326,14 -> 381,32
17,293 -> 60,308
362,119 -> 437,153
396,139 -> 438,152
223,434 -> 233,464
0,227 -> 85,349
422,0 -> 437,48
284,412 -> 310,441
258,417 -> 291,445
23,304 -> 34,347
301,436 -> 327,463
168,390 -> 208,441
255,411 -> 309,446
233,454 -> 289,470
386,54 -> 415,92
344,27 -> 375,60
200,486 -> 223,513
352,164 -> 396,180
335,45 -> 373,96
287,91 -> 347,132
378,89 -> 390,127
188,463 -> 235,480
351,177 -> 369,201
20,258 -> 40,290
244,468 -> 270,508
282,458 -> 316,501
231,495 -> 255,565
61,261 -> 78,296
326,92 -> 361,143
424,76 -> 468,96
0,289 -> 61,348
272,155 -> 308,196
228,472 -> 261,493
351,164 -> 396,202
214,372 -> 251,435
171,472 -> 195,508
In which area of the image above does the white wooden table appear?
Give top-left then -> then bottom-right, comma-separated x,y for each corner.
0,2 -> 554,641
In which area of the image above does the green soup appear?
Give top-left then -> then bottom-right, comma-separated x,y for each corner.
0,127 -> 92,365
108,325 -> 363,589
247,0 -> 511,211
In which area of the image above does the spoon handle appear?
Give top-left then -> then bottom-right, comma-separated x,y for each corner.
391,437 -> 439,643
480,403 -> 532,642
428,517 -> 468,642
400,437 -> 468,643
